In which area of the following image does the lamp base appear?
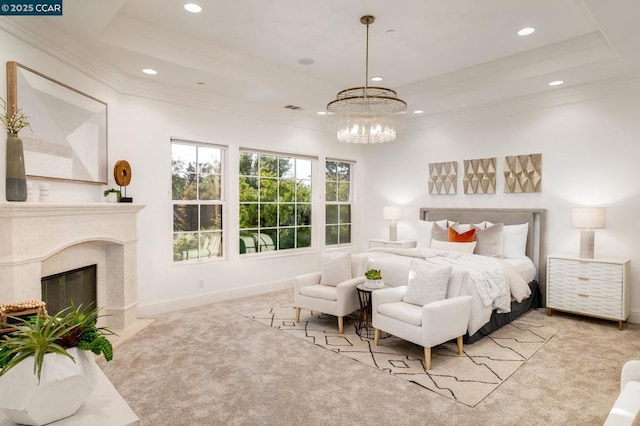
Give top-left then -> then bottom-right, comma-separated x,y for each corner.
388,221 -> 398,242
579,229 -> 595,259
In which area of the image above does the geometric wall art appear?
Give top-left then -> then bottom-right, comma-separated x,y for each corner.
463,157 -> 496,194
504,153 -> 542,193
428,161 -> 457,195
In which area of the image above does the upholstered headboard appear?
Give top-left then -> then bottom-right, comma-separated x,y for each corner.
419,208 -> 547,302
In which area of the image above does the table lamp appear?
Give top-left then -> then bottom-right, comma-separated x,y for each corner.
383,206 -> 403,241
571,207 -> 606,259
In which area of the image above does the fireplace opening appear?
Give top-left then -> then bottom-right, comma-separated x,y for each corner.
41,264 -> 97,314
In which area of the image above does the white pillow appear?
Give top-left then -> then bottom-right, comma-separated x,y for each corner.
320,252 -> 351,286
449,222 -> 486,232
430,239 -> 477,254
402,261 -> 452,306
503,224 -> 528,258
416,219 -> 448,248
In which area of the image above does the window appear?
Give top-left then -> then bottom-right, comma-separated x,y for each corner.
171,140 -> 225,262
325,160 -> 353,246
239,151 -> 312,253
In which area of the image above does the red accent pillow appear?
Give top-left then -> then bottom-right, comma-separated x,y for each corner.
448,227 -> 476,243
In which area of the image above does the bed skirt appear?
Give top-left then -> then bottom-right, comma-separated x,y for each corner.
464,280 -> 542,344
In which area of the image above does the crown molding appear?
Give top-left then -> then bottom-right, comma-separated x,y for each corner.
0,18 -> 324,132
2,17 -> 638,135
407,74 -> 640,130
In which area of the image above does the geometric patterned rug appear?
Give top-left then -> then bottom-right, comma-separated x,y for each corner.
244,306 -> 557,407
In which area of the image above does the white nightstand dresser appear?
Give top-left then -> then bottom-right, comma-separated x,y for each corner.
369,239 -> 417,249
546,254 -> 631,330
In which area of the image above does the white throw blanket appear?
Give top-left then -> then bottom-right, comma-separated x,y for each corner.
421,249 -> 511,313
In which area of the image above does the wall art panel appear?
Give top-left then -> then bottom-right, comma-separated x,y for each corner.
463,157 -> 496,194
428,161 -> 457,195
504,153 -> 542,193
7,61 -> 108,184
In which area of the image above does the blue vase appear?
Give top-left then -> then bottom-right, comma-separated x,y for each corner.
6,133 -> 27,202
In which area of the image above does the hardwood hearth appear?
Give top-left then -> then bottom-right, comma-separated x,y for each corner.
0,203 -> 144,329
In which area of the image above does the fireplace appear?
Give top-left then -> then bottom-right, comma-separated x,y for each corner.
0,203 -> 144,329
42,264 -> 97,314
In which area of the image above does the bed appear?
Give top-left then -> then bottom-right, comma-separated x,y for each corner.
365,207 -> 546,344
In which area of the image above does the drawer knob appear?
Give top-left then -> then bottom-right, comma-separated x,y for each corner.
578,276 -> 589,281
578,293 -> 589,298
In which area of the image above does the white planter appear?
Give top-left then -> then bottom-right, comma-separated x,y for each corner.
365,279 -> 384,289
105,192 -> 118,203
0,347 -> 99,425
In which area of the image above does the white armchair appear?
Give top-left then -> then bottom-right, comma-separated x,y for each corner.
293,254 -> 368,334
372,286 -> 472,370
605,360 -> 640,425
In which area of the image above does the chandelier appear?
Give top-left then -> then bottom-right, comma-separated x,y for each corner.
327,15 -> 407,144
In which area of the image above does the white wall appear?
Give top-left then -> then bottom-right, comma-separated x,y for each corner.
361,88 -> 640,320
0,28 -> 366,316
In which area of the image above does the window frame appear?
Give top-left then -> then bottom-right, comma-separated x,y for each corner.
325,158 -> 355,247
238,148 -> 316,256
170,138 -> 227,264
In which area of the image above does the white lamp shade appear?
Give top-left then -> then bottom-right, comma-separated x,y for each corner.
383,206 -> 403,221
571,207 -> 606,229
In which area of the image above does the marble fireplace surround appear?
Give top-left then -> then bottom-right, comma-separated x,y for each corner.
0,203 -> 144,330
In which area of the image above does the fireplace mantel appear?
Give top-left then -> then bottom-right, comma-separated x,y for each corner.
0,202 -> 144,329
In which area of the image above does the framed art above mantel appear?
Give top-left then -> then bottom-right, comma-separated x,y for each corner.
6,61 -> 108,184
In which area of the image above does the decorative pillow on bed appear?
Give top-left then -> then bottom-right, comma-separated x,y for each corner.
473,222 -> 504,257
402,260 -> 452,306
430,239 -> 477,254
430,222 -> 449,242
486,222 -> 528,258
417,219 -> 448,248
319,252 -> 351,286
448,226 -> 476,242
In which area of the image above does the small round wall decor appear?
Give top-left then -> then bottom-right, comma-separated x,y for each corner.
114,160 -> 132,186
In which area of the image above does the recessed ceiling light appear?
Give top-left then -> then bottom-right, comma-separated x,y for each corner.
517,27 -> 535,36
317,111 -> 327,115
413,110 -> 424,114
549,80 -> 564,86
142,68 -> 157,75
184,3 -> 202,13
371,76 -> 383,82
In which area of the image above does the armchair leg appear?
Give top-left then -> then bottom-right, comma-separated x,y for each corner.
374,328 -> 380,346
424,347 -> 432,370
338,316 -> 344,334
294,307 -> 300,323
457,336 -> 464,355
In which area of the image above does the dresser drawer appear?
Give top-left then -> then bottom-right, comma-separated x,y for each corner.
547,286 -> 622,319
548,258 -> 622,282
547,274 -> 621,299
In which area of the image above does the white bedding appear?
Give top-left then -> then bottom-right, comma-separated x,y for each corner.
503,256 -> 536,283
362,247 -> 535,336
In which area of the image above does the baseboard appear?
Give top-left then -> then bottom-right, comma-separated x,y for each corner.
627,310 -> 640,325
136,279 -> 294,317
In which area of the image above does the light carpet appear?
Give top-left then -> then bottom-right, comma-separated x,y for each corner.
245,306 -> 557,407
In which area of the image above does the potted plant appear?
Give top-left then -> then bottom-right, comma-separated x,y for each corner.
0,304 -> 115,425
103,188 -> 121,203
364,269 -> 384,289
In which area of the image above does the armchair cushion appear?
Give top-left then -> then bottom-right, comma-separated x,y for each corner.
378,301 -> 422,326
402,261 -> 452,306
320,252 -> 351,286
299,285 -> 337,301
